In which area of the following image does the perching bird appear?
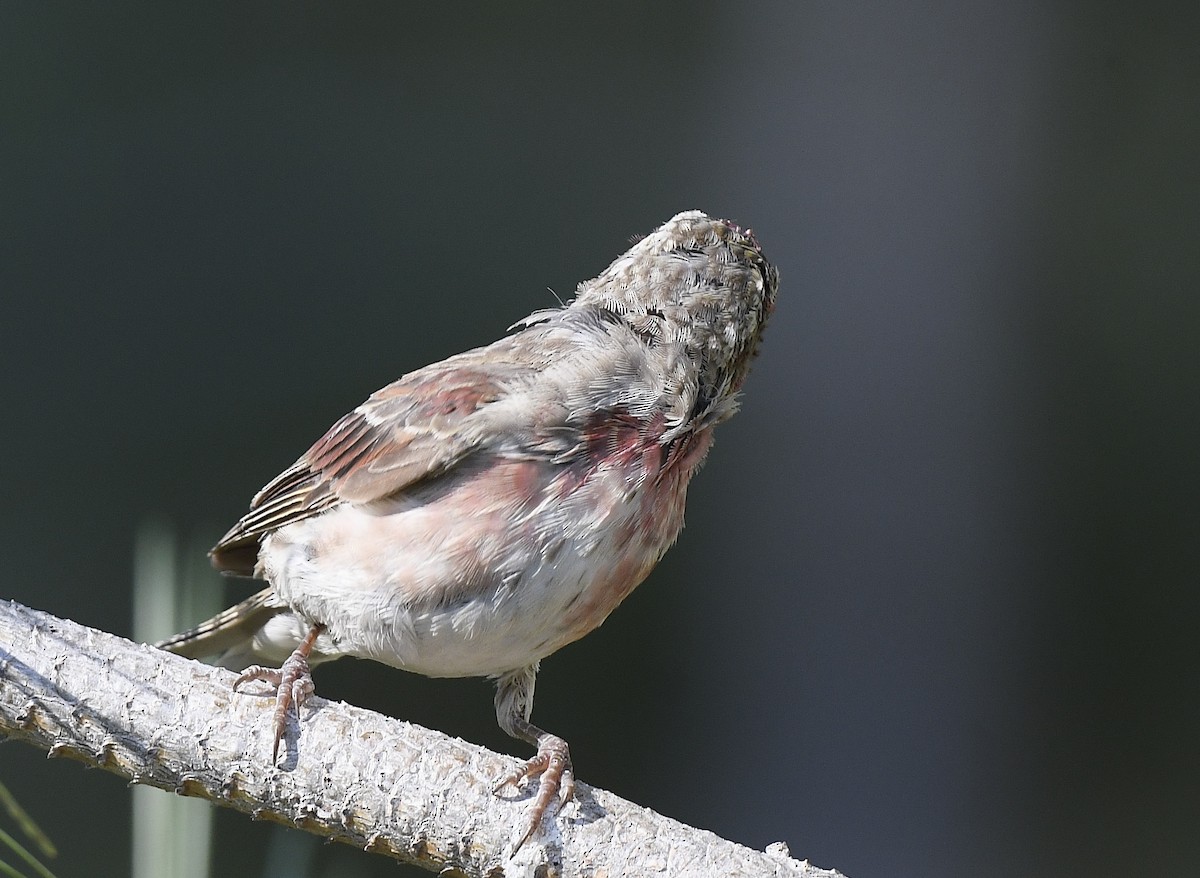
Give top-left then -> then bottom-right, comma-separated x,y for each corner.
158,210 -> 778,850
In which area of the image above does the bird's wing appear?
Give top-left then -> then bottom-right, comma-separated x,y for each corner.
210,360 -> 508,574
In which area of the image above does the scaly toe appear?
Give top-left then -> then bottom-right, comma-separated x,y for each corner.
498,733 -> 573,853
233,665 -> 284,692
492,751 -> 549,794
271,653 -> 314,761
228,625 -> 324,763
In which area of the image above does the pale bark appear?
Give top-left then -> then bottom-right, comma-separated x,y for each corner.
0,600 -> 845,878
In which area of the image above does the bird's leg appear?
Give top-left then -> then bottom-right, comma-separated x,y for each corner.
234,623 -> 324,762
491,664 -> 574,852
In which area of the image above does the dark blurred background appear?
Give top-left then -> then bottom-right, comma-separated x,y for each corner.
2,3 -> 1198,877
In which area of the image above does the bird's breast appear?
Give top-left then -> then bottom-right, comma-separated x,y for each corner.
260,420 -> 713,678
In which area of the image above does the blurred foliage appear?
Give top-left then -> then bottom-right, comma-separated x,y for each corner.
0,780 -> 56,878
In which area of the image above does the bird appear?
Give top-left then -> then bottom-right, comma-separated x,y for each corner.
157,210 -> 778,850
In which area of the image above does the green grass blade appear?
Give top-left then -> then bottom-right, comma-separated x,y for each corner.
0,830 -> 55,878
0,784 -> 55,859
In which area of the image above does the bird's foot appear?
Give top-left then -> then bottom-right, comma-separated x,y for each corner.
233,625 -> 322,762
493,733 -> 574,852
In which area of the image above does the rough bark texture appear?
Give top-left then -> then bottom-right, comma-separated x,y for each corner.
0,600 -> 845,878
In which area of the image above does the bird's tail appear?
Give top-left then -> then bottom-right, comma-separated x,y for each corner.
155,587 -> 290,669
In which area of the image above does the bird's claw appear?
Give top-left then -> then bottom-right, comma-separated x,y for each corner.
234,649 -> 315,762
493,733 -> 574,852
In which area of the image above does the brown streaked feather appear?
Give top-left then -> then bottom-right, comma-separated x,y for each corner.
155,587 -> 287,659
317,370 -> 502,501
209,364 -> 506,575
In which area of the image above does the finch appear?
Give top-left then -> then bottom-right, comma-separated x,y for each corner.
158,210 -> 779,849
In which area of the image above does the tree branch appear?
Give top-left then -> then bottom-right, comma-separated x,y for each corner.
0,600 -> 845,878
